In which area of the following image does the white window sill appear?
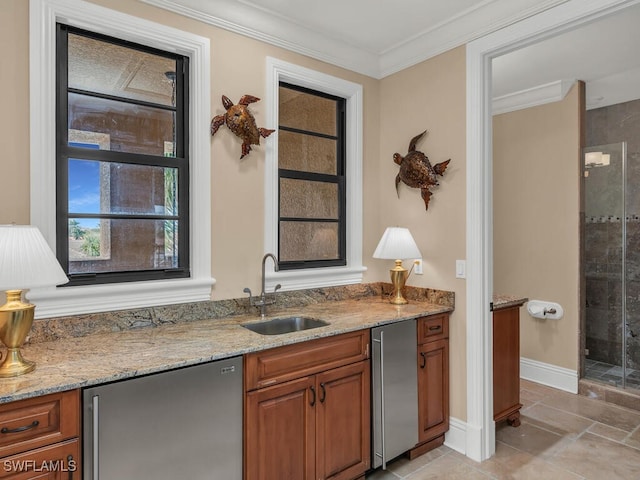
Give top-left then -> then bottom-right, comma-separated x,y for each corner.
265,266 -> 367,292
28,277 -> 215,319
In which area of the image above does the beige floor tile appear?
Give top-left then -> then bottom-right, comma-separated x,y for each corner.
495,421 -> 571,458
366,468 -> 401,479
588,422 -> 630,443
385,446 -> 451,477
479,455 -> 584,480
625,426 -> 640,450
404,453 -> 493,479
542,390 -> 640,432
520,403 -> 594,438
551,432 -> 640,480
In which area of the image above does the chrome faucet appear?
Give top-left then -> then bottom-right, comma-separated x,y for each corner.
243,253 -> 281,318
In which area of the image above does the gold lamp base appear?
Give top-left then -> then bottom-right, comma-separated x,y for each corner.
0,290 -> 36,377
388,259 -> 409,305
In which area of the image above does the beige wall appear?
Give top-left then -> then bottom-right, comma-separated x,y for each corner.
2,1 -> 467,420
493,83 -> 582,371
379,47 -> 467,419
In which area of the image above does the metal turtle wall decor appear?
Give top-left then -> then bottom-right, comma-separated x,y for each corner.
210,95 -> 275,159
393,130 -> 451,211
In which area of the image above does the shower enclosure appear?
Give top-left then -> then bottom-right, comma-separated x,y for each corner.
583,141 -> 640,391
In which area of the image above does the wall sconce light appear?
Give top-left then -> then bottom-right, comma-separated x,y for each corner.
585,151 -> 610,169
0,225 -> 68,377
373,227 -> 422,305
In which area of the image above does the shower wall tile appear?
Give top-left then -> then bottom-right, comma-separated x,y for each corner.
586,277 -> 608,308
586,98 -> 640,373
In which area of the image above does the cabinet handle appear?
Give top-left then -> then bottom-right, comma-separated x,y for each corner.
420,352 -> 427,369
67,455 -> 74,480
319,383 -> 326,403
0,420 -> 39,434
310,386 -> 316,407
429,325 -> 441,331
373,331 -> 387,469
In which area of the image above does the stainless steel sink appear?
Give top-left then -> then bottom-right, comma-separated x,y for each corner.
242,316 -> 329,335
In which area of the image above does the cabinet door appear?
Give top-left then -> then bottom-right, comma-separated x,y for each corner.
0,438 -> 80,480
316,361 -> 370,480
493,306 -> 521,420
245,376 -> 316,480
417,339 -> 449,443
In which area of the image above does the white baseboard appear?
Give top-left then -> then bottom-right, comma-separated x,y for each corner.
520,357 -> 578,393
444,417 -> 467,455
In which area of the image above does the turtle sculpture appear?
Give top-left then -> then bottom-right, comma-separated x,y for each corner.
394,130 -> 451,211
210,95 -> 275,159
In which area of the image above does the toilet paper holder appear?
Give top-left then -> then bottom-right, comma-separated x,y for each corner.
526,300 -> 563,320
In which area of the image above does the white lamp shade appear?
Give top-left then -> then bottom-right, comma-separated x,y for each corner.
373,227 -> 422,260
0,225 -> 69,290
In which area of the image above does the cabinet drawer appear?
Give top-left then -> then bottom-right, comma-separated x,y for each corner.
417,314 -> 449,344
244,330 -> 370,391
0,438 -> 80,479
0,391 -> 79,459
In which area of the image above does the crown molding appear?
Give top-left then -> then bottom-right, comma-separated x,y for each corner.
492,79 -> 575,115
140,0 -> 380,78
141,0 -> 570,79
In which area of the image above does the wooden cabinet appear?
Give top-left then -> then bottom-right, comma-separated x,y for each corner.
493,304 -> 524,426
410,314 -> 449,458
244,330 -> 370,480
0,391 -> 80,479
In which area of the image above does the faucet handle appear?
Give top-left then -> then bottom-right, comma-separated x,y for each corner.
273,284 -> 282,293
243,287 -> 252,297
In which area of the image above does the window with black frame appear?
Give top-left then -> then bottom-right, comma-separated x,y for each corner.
277,83 -> 346,270
56,25 -> 189,286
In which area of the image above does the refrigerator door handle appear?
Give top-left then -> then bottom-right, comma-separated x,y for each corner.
373,331 -> 386,469
92,395 -> 99,480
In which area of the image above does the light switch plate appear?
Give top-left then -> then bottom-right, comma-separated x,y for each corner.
456,259 -> 466,279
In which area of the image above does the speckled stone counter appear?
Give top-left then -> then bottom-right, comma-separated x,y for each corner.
493,294 -> 528,310
0,286 -> 453,404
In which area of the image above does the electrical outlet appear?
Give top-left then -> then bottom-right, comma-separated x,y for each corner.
414,259 -> 423,275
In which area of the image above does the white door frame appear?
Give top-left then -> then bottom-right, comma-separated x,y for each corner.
465,0 -> 640,461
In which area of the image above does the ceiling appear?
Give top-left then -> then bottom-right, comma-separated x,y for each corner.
143,0 -> 640,111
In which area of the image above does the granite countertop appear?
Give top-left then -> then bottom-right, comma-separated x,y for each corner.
493,294 -> 528,310
0,297 -> 452,404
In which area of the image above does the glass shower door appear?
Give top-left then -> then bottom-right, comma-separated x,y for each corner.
583,142 -> 628,388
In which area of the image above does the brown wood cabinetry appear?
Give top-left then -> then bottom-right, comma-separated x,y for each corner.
0,391 -> 80,479
410,314 -> 450,458
244,330 -> 370,480
493,304 -> 524,426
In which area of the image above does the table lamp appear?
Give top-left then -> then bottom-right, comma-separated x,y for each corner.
373,227 -> 422,305
0,225 -> 69,377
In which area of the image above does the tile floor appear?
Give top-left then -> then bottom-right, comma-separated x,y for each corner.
366,379 -> 640,479
584,358 -> 640,391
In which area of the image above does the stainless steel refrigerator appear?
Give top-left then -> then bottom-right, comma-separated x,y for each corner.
372,320 -> 419,469
83,356 -> 243,479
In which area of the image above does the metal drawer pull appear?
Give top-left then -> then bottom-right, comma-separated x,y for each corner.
319,383 -> 326,403
429,325 -> 442,331
310,386 -> 316,406
1,420 -> 39,434
420,352 -> 427,369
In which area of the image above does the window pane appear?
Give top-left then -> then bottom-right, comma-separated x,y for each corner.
280,178 -> 338,219
68,218 -> 179,273
68,93 -> 175,156
279,130 -> 337,175
68,159 -> 178,216
279,87 -> 336,136
68,33 -> 176,107
279,222 -> 339,261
